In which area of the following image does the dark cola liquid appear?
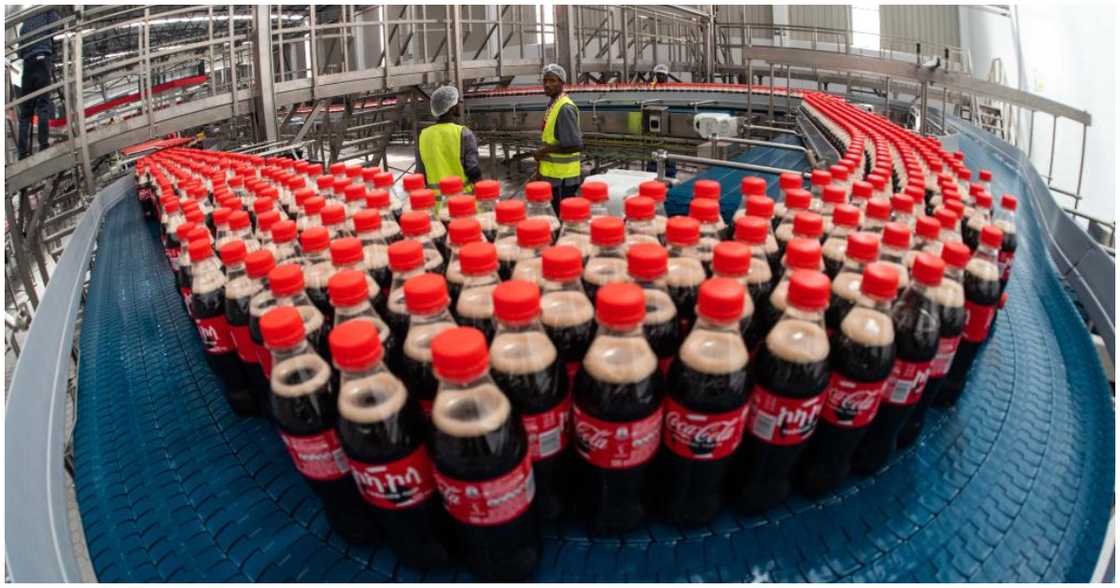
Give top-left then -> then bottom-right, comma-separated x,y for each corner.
305,261 -> 336,323
490,331 -> 570,521
430,389 -> 540,581
225,281 -> 270,414
797,308 -> 895,497
940,264 -> 1001,406
825,272 -> 862,333
270,354 -> 379,544
1000,229 -> 1017,293
541,290 -> 596,363
191,282 -> 254,415
852,287 -> 940,476
743,277 -> 775,352
336,375 -> 451,568
666,257 -> 707,323
401,321 -> 455,413
572,347 -> 663,534
734,320 -> 830,514
455,285 -> 496,343
643,289 -> 680,361
961,218 -> 981,251
654,330 -> 750,526
899,281 -> 966,446
823,252 -> 844,280
384,307 -> 410,375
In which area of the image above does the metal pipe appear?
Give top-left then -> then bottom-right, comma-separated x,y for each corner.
713,135 -> 807,152
653,149 -> 809,178
1047,114 -> 1058,185
1075,122 -> 1087,199
767,63 -> 775,122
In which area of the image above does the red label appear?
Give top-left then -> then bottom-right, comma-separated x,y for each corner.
998,250 -> 1014,282
820,374 -> 886,428
572,403 -> 663,469
256,346 -> 273,377
658,357 -> 673,378
962,300 -> 997,342
228,324 -> 260,364
565,362 -> 580,396
434,451 -> 535,526
745,385 -> 824,445
522,395 -> 572,461
662,397 -> 749,460
195,315 -> 235,354
349,445 -> 437,510
930,335 -> 961,377
883,359 -> 932,406
280,430 -> 350,481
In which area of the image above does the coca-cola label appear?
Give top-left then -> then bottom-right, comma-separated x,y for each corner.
228,324 -> 260,364
883,359 -> 932,406
349,446 -> 437,510
746,385 -> 824,446
998,250 -> 1014,282
194,315 -> 235,355
820,375 -> 886,428
434,451 -> 535,526
930,335 -> 962,377
962,300 -> 997,342
280,429 -> 351,481
572,403 -> 663,469
522,394 -> 572,461
662,397 -> 749,460
565,362 -> 580,396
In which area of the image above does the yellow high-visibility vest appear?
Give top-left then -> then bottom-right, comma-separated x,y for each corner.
418,122 -> 470,193
539,94 -> 581,180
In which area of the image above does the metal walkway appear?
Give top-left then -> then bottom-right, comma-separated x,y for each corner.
72,137 -> 1112,581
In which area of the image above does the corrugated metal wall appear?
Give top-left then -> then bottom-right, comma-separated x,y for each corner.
789,5 -> 851,41
715,5 -> 774,38
879,5 -> 961,53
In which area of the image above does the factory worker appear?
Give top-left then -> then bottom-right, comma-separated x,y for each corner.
533,63 -> 583,212
417,84 -> 482,194
652,63 -> 670,85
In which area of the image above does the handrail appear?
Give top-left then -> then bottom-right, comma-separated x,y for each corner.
5,175 -> 133,582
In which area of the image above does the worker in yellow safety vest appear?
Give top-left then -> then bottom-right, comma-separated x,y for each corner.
533,63 -> 583,212
416,84 -> 482,197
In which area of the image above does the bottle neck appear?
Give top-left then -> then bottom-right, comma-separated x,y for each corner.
779,303 -> 826,328
408,306 -> 454,328
437,370 -> 495,394
271,338 -> 315,363
693,315 -> 741,334
540,275 -> 586,294
494,316 -> 545,336
596,321 -> 645,338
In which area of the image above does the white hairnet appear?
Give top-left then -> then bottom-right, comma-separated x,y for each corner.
430,85 -> 460,117
542,63 -> 567,83
653,63 -> 669,75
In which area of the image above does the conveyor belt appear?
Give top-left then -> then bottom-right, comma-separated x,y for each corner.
74,136 -> 1112,581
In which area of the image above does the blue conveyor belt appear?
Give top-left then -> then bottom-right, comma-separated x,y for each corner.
74,132 -> 1112,581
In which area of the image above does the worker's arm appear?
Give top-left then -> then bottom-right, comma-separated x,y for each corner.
460,127 -> 483,183
534,104 -> 583,160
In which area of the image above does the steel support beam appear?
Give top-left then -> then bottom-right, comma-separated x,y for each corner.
72,34 -> 95,195
253,5 -> 278,142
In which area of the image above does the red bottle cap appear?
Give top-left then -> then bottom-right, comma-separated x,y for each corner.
866,173 -> 887,191
300,226 -> 331,253
786,237 -> 822,270
882,222 -> 911,249
745,195 -> 775,219
852,181 -> 873,199
541,245 -> 583,281
1001,194 -> 1018,211
361,167 -> 381,183
891,194 -> 915,214
829,164 -> 849,182
741,176 -> 767,197
697,277 -> 746,322
516,219 -> 552,247
734,215 -> 769,244
832,204 -> 860,228
219,240 -> 247,265
525,181 -> 552,202
304,196 -> 326,215
321,204 -> 346,226
492,280 -> 541,323
399,211 -> 431,237
779,172 -> 803,191
822,186 -> 847,205
431,327 -> 489,382
590,216 -> 625,246
365,189 -> 391,210
865,197 -> 892,221
665,216 -> 700,246
373,172 -> 394,189
329,318 -> 384,370
212,207 -> 232,226
438,176 -> 464,196
861,262 -> 900,299
229,210 -> 251,231
787,270 -> 831,311
332,177 -> 350,194
410,189 -> 436,210
388,239 -> 424,271
447,195 -> 477,218
905,184 -> 925,201
945,199 -> 966,217
459,242 -> 498,275
329,163 -> 347,176
271,220 -> 298,244
268,263 -> 305,296
187,226 -> 210,243
979,169 -> 993,182
260,306 -> 305,349
785,188 -> 812,210
580,181 -> 609,203
689,198 -> 720,223
403,173 -> 426,192
810,169 -> 832,186
353,209 -> 381,233
404,273 -> 449,313
595,282 -> 646,327
627,242 -> 668,280
448,218 -> 483,245
496,199 -> 526,224
245,249 -> 276,279
980,224 -> 1004,249
473,180 -> 500,200
969,183 -> 985,197
914,216 -> 939,240
626,196 -> 656,220
941,241 -> 970,268
330,237 -> 363,266
713,241 -> 751,276
845,232 -> 879,263
252,196 -> 275,215
934,208 -> 958,230
560,197 -> 591,222
911,252 -> 945,286
343,184 -> 366,203
187,238 -> 213,262
328,269 -> 371,307
639,180 -> 668,202
793,211 -> 824,238
693,179 -> 721,200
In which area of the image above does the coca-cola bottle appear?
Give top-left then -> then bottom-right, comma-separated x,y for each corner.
711,241 -> 755,342
583,216 -> 630,304
734,269 -> 831,513
260,306 -> 378,544
581,181 -> 611,220
818,185 -> 847,234
555,197 -> 593,260
328,269 -> 395,376
511,218 -> 552,284
407,189 -> 449,257
995,194 -> 1018,295
962,191 -> 993,251
738,195 -> 782,276
175,224 -> 201,310
655,278 -> 751,525
299,226 -> 336,321
639,181 -> 671,238
268,263 -> 330,362
879,222 -> 912,293
822,204 -> 861,279
439,194 -> 477,227
188,239 -> 255,415
850,180 -> 873,212
540,245 -> 596,368
935,206 -> 963,245
898,241 -> 969,446
732,176 -> 768,228
453,242 -> 501,342
220,240 -> 269,411
524,180 -> 560,239
906,215 -> 944,270
246,249 -> 279,379
688,197 -> 721,269
211,207 -> 233,247
352,209 -> 391,296
792,211 -> 825,246
751,237 -> 823,351
734,215 -> 776,306
332,320 -> 450,567
775,188 -> 812,254
692,180 -> 728,238
494,199 -> 527,280
330,237 -> 382,313
364,189 -> 403,243
269,219 -> 302,266
399,211 -> 446,273
401,273 -> 458,417
938,225 -> 1003,406
796,262 -> 898,496
825,232 -> 881,333
773,172 -> 803,229
489,280 -> 571,521
320,203 -> 352,240
341,183 -> 367,218
384,240 -> 426,357
161,197 -> 187,263
890,193 -> 916,231
572,283 -> 664,534
624,196 -> 662,250
445,218 -> 486,306
429,327 -> 540,580
851,253 -> 944,475
808,169 -> 832,208
627,243 -> 681,372
473,180 -> 500,241
862,197 -> 892,234
298,195 -> 326,232
664,216 -> 708,327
